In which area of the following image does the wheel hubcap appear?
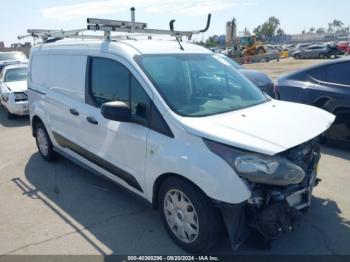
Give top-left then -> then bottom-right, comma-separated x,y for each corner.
164,189 -> 199,243
37,128 -> 49,156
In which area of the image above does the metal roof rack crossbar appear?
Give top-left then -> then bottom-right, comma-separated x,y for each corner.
18,7 -> 211,43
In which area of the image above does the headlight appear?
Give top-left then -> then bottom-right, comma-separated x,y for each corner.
2,92 -> 10,102
204,139 -> 305,186
14,92 -> 28,101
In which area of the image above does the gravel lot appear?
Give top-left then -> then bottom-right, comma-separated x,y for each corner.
0,59 -> 350,255
243,57 -> 335,80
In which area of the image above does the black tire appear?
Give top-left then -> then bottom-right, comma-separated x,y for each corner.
319,53 -> 326,59
294,54 -> 301,59
159,177 -> 222,253
34,122 -> 57,161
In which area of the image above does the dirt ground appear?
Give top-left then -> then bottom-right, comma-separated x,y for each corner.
243,57 -> 330,79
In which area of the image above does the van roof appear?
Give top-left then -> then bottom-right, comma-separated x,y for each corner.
33,39 -> 212,56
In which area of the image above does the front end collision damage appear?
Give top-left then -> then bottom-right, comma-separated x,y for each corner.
215,139 -> 321,250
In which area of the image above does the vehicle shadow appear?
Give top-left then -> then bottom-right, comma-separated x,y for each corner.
321,145 -> 350,161
20,152 -> 350,255
0,106 -> 29,127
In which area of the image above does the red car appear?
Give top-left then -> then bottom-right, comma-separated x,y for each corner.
337,41 -> 349,54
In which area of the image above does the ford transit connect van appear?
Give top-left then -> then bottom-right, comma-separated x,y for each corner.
28,39 -> 335,252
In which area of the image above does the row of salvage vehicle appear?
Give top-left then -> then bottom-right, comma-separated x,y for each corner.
0,46 -> 348,253
0,51 -> 29,118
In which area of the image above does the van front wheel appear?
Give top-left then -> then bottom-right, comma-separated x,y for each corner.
159,177 -> 222,253
35,122 -> 57,161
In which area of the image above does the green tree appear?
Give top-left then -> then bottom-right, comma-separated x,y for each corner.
253,16 -> 281,39
308,27 -> 316,34
276,28 -> 285,36
328,19 -> 345,33
333,19 -> 344,28
204,36 -> 217,48
316,27 -> 326,34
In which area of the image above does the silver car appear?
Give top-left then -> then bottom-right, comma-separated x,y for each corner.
293,45 -> 330,59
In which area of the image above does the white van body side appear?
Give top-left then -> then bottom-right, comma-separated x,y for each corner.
28,39 -> 336,252
28,40 -> 252,205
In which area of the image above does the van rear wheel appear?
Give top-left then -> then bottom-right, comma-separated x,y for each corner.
35,122 -> 57,161
159,177 -> 222,253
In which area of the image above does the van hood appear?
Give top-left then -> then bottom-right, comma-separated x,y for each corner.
5,81 -> 27,92
180,100 -> 335,155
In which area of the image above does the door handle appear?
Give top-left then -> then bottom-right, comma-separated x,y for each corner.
69,108 -> 79,116
87,116 -> 98,125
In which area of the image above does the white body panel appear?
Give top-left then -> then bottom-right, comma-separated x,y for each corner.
180,100 -> 335,156
28,39 -> 335,205
0,65 -> 29,115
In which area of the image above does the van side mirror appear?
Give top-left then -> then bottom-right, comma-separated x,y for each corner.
101,101 -> 131,122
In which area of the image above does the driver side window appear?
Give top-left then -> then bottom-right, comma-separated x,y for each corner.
91,58 -> 129,106
90,57 -> 151,122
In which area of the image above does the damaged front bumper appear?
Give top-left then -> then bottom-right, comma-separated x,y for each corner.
217,139 -> 321,250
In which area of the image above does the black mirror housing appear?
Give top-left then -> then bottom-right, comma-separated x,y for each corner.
101,101 -> 131,122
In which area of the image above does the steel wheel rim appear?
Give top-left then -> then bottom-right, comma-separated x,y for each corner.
37,128 -> 49,156
164,189 -> 199,243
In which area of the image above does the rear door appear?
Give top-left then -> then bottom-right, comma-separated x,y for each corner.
323,61 -> 350,144
77,55 -> 152,193
303,47 -> 312,58
43,52 -> 88,149
308,46 -> 321,58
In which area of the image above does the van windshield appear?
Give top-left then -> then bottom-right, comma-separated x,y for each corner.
136,54 -> 268,117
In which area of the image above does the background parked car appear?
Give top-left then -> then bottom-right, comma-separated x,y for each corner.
336,41 -> 349,54
293,45 -> 333,59
0,51 -> 28,71
276,59 -> 350,146
326,43 -> 344,57
288,43 -> 311,56
0,64 -> 29,119
217,54 -> 276,97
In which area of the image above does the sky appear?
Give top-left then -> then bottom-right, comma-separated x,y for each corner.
1,0 -> 349,46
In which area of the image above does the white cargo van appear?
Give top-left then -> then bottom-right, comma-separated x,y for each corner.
26,14 -> 335,253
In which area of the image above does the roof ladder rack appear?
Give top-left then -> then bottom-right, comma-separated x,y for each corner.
87,7 -> 211,40
18,7 -> 211,43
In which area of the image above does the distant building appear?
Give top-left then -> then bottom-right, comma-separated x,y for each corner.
226,19 -> 237,48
